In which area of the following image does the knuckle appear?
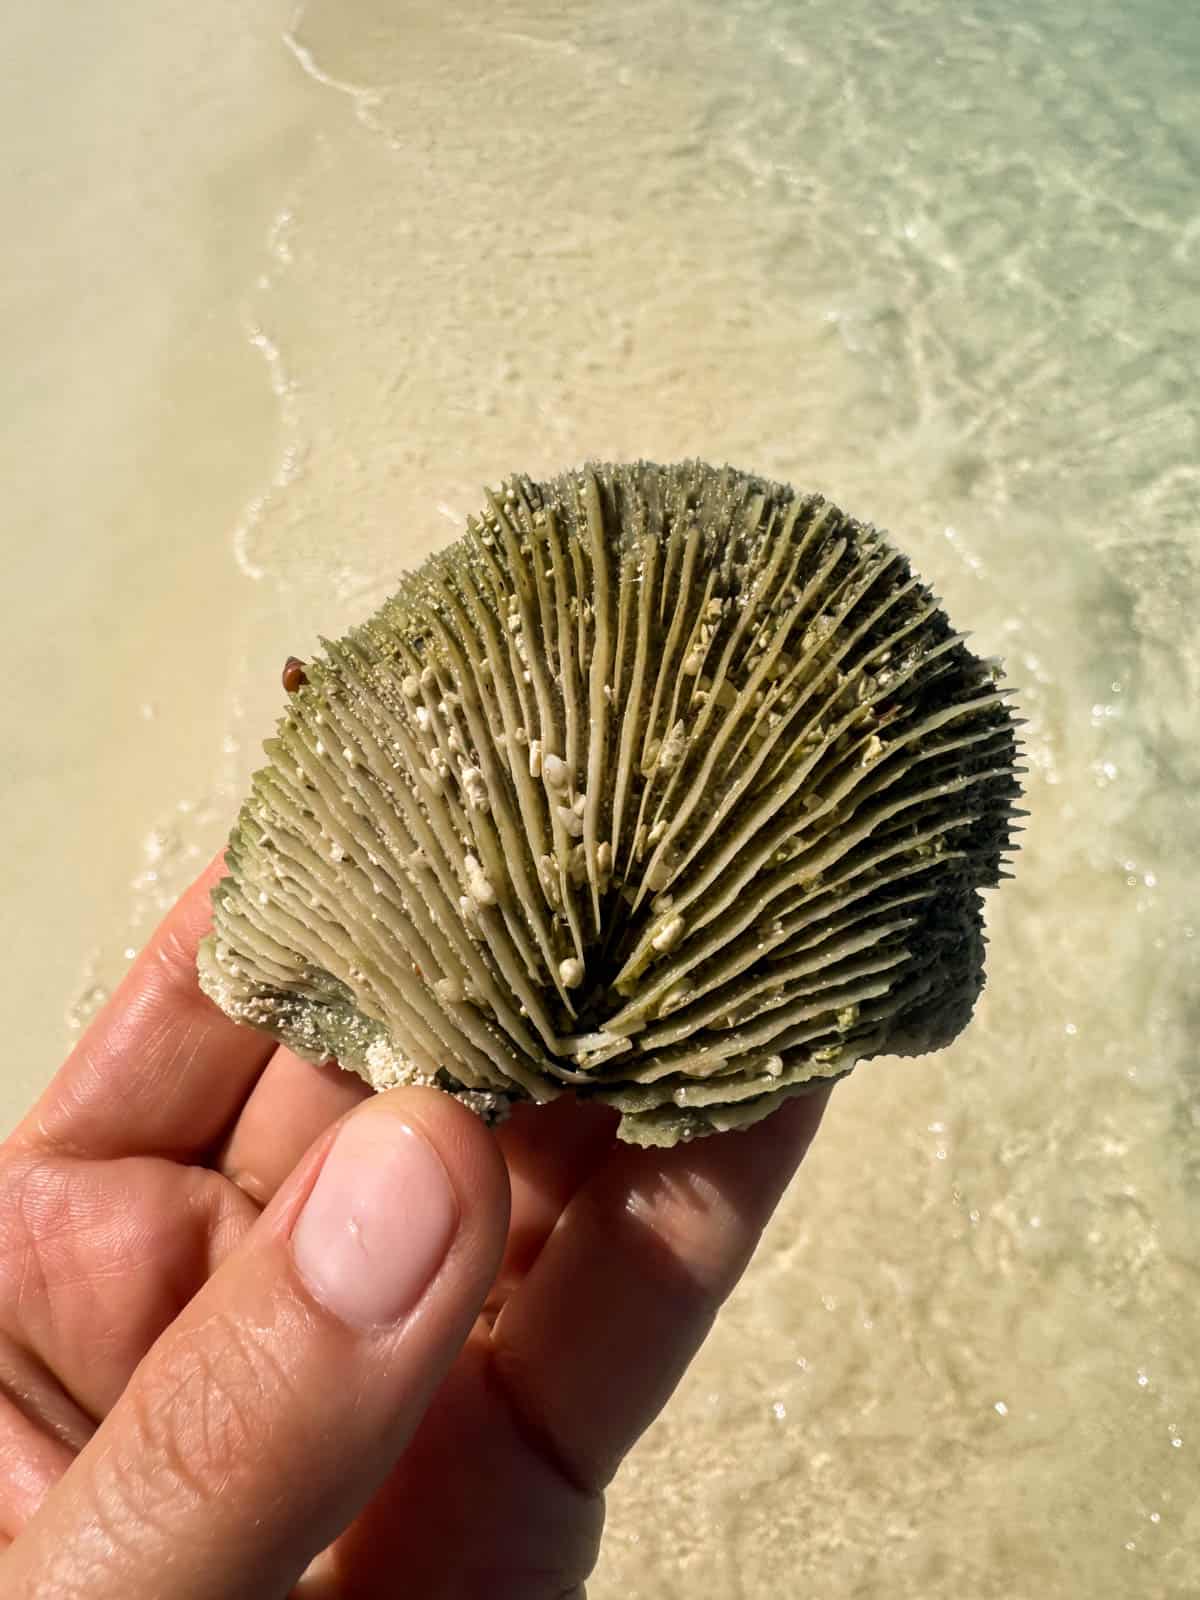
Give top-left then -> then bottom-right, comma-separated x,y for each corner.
488,1341 -> 608,1512
106,1307 -> 299,1522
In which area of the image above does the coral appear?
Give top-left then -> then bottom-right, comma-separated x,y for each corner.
198,462 -> 1021,1144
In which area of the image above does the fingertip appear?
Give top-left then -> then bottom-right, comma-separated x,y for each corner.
729,1079 -> 833,1170
365,1086 -> 512,1274
609,1082 -> 835,1292
146,852 -> 228,985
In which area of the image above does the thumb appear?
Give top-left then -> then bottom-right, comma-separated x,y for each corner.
4,1087 -> 510,1600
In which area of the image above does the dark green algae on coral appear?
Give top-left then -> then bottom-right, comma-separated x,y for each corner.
197,461 -> 1021,1146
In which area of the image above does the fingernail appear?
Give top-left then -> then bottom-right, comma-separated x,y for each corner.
292,1106 -> 459,1328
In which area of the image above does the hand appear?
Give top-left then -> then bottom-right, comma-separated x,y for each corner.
0,857 -> 828,1599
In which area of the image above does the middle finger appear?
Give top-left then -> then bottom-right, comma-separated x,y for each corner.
216,1048 -> 371,1205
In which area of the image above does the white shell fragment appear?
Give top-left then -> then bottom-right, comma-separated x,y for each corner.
198,461 -> 1022,1145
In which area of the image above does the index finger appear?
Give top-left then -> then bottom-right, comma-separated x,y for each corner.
11,855 -> 277,1162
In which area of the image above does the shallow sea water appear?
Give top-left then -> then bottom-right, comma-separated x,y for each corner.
3,0 -> 1198,1593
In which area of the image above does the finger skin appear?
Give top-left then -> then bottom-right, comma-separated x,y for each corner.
0,1355 -> 81,1544
486,1096 -> 619,1317
318,1331 -> 607,1600
0,1089 -> 510,1600
217,1051 -> 372,1207
491,1087 -> 832,1491
13,856 -> 276,1164
0,1152 -> 257,1430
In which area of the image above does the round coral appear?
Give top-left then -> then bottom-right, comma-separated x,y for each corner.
198,462 -> 1021,1145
